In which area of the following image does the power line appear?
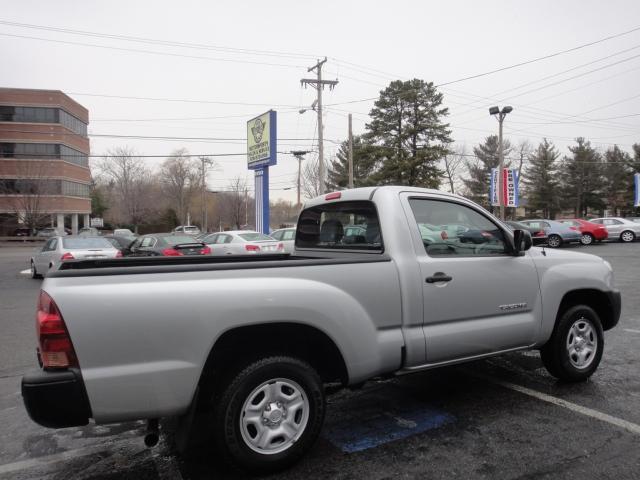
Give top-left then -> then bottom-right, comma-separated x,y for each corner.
0,32 -> 308,69
0,19 -> 319,60
437,24 -> 640,87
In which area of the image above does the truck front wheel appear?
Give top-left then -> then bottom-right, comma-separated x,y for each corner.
540,305 -> 604,382
212,356 -> 325,473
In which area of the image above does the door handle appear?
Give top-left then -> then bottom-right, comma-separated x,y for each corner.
426,273 -> 453,283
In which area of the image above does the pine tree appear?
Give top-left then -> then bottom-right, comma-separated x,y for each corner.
366,79 -> 452,189
461,135 -> 512,209
602,146 -> 631,216
560,138 -> 605,217
522,139 -> 560,218
326,136 -> 378,190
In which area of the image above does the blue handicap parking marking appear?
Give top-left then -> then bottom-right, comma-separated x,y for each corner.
322,383 -> 455,453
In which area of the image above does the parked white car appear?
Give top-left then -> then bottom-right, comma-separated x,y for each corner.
201,230 -> 284,255
30,236 -> 121,278
589,217 -> 640,242
269,227 -> 296,253
173,225 -> 201,236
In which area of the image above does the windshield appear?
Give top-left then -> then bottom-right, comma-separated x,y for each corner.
62,237 -> 113,249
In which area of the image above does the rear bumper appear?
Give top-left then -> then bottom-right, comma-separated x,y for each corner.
605,289 -> 622,331
22,369 -> 92,428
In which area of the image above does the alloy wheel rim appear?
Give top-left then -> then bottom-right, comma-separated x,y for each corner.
566,318 -> 597,369
621,231 -> 633,242
239,378 -> 310,455
581,234 -> 592,245
549,236 -> 561,247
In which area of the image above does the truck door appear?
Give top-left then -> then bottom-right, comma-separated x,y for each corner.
402,195 -> 542,364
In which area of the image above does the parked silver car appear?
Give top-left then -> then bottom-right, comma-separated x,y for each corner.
590,217 -> 640,242
30,236 -> 121,278
201,230 -> 284,255
519,219 -> 581,247
269,227 -> 296,253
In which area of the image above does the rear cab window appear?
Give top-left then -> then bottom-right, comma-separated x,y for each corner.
296,200 -> 382,251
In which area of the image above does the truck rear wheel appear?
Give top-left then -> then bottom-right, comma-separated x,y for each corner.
212,356 -> 325,473
540,305 -> 603,382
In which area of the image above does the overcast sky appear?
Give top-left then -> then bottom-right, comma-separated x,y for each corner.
2,0 -> 640,201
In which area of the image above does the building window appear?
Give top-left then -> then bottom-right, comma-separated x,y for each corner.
0,143 -> 88,167
0,106 -> 87,136
0,178 -> 90,197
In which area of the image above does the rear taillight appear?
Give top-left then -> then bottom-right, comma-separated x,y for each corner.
277,243 -> 284,251
535,231 -> 546,237
245,244 -> 261,252
36,290 -> 78,369
200,246 -> 211,255
115,250 -> 123,258
61,252 -> 74,261
325,192 -> 341,200
162,248 -> 183,256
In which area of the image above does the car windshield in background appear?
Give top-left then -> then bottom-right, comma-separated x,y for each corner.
296,200 -> 382,251
62,237 -> 114,249
239,233 -> 273,242
165,235 -> 198,245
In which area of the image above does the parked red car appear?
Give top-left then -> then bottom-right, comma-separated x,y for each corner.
558,219 -> 608,245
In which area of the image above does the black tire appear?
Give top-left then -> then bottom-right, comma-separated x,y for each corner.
540,305 -> 604,382
547,234 -> 562,248
212,356 -> 325,474
580,233 -> 594,246
30,261 -> 42,279
620,230 -> 635,243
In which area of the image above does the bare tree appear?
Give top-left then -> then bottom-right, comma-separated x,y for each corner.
221,176 -> 249,230
441,145 -> 467,194
515,140 -> 533,180
159,149 -> 202,225
301,157 -> 328,199
97,147 -> 152,232
0,160 -> 55,232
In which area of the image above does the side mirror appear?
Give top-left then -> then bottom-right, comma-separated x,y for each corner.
513,229 -> 532,255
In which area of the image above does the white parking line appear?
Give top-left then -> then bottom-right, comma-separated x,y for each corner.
487,377 -> 640,436
623,328 -> 640,334
19,269 -> 30,275
0,438 -> 144,475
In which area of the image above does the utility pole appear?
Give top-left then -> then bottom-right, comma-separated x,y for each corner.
291,150 -> 311,208
301,58 -> 338,195
199,156 -> 212,232
348,113 -> 354,189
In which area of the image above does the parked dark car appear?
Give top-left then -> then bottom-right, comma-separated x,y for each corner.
505,221 -> 548,246
125,233 -> 211,257
104,235 -> 136,252
12,227 -> 35,236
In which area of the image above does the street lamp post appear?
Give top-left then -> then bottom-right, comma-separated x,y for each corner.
489,106 -> 513,220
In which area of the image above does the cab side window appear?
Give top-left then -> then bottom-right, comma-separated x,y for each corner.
409,198 -> 509,256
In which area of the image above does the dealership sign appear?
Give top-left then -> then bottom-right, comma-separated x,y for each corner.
247,110 -> 277,170
490,168 -> 519,207
635,173 -> 640,207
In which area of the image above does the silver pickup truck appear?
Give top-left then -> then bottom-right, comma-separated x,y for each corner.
22,186 -> 621,473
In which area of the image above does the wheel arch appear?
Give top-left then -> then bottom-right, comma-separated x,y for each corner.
196,322 -> 349,407
557,289 -> 618,331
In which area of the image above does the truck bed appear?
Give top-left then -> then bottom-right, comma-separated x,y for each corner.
50,252 -> 392,277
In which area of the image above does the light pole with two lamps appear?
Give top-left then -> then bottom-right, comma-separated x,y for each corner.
489,105 -> 513,220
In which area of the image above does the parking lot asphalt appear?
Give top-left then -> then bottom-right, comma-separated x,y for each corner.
0,242 -> 639,479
